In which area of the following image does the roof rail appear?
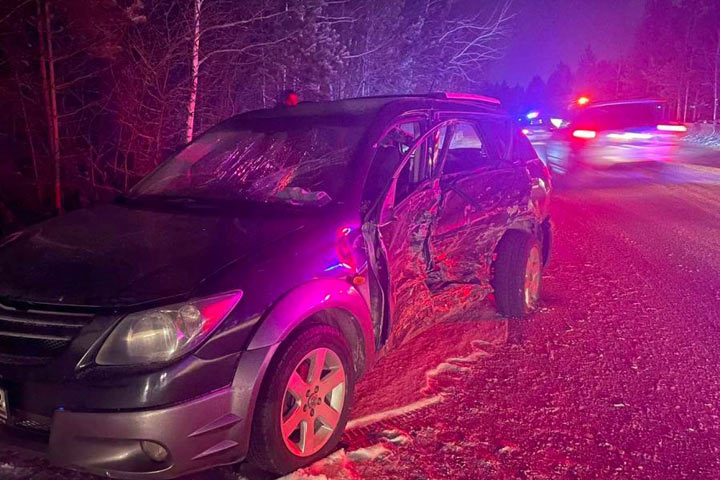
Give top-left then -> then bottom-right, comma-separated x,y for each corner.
428,92 -> 501,106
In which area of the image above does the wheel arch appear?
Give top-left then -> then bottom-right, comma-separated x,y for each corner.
247,278 -> 376,378
491,220 -> 542,272
231,279 -> 375,464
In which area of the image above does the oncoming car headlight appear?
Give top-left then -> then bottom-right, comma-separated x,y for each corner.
96,291 -> 242,365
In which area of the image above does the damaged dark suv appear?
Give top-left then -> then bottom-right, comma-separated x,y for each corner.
0,93 -> 551,478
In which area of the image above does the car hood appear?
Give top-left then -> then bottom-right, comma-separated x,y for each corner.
0,203 -> 305,308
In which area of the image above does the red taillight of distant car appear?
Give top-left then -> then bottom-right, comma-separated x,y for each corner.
657,124 -> 687,133
572,129 -> 597,139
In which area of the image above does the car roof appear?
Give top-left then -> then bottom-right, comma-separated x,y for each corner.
233,94 -> 503,123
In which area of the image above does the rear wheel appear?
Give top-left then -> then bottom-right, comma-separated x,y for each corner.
493,230 -> 543,318
248,324 -> 354,475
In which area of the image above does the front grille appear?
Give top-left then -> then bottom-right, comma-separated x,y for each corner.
0,302 -> 94,364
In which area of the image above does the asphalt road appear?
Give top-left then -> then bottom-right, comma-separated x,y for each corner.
1,146 -> 720,480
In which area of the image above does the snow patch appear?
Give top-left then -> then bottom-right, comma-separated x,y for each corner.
684,131 -> 720,150
426,362 -> 469,377
446,349 -> 491,364
346,395 -> 442,430
346,444 -> 392,462
423,337 -> 498,395
279,473 -> 330,480
280,443 -> 392,480
381,429 -> 412,445
0,463 -> 33,479
279,449 -> 346,480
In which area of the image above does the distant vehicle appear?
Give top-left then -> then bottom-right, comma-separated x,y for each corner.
517,111 -> 565,163
546,99 -> 687,175
0,93 -> 552,478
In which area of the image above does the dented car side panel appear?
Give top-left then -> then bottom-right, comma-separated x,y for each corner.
365,110 -> 548,348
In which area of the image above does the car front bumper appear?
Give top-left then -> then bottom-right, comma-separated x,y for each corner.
2,346 -> 275,479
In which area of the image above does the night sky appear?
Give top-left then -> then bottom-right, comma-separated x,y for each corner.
487,0 -> 645,85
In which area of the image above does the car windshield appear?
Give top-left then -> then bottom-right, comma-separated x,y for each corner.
129,118 -> 365,207
572,102 -> 667,130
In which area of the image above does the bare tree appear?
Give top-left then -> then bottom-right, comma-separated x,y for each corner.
0,0 -> 519,221
36,0 -> 61,212
186,0 -> 203,142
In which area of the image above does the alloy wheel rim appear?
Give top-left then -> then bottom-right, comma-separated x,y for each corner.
281,347 -> 345,457
524,245 -> 542,310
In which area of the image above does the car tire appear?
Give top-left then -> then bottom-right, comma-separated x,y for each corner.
247,324 -> 354,475
492,230 -> 543,318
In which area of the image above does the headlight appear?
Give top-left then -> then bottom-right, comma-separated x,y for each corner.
96,291 -> 242,365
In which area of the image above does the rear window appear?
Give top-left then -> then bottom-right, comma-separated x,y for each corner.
572,102 -> 667,130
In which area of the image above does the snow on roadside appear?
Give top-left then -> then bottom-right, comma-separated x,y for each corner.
346,444 -> 392,462
684,130 -> 720,150
278,444 -> 392,480
379,429 -> 412,446
0,462 -> 33,479
423,337 -> 497,395
345,395 -> 442,430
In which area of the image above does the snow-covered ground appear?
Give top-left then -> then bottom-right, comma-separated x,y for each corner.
684,130 -> 720,150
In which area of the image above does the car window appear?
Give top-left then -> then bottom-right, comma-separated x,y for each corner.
443,121 -> 489,174
394,141 -> 425,204
479,118 -> 512,162
362,120 -> 423,209
393,124 -> 448,205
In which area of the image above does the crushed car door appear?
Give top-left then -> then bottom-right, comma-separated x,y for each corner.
371,123 -> 448,348
361,119 -> 424,347
430,117 -> 530,303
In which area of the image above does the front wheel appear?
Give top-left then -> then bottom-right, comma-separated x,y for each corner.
248,324 -> 354,475
492,230 -> 543,318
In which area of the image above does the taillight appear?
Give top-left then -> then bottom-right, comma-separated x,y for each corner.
572,129 -> 596,139
657,124 -> 687,133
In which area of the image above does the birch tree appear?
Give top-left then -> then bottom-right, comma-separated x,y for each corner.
186,0 -> 203,142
